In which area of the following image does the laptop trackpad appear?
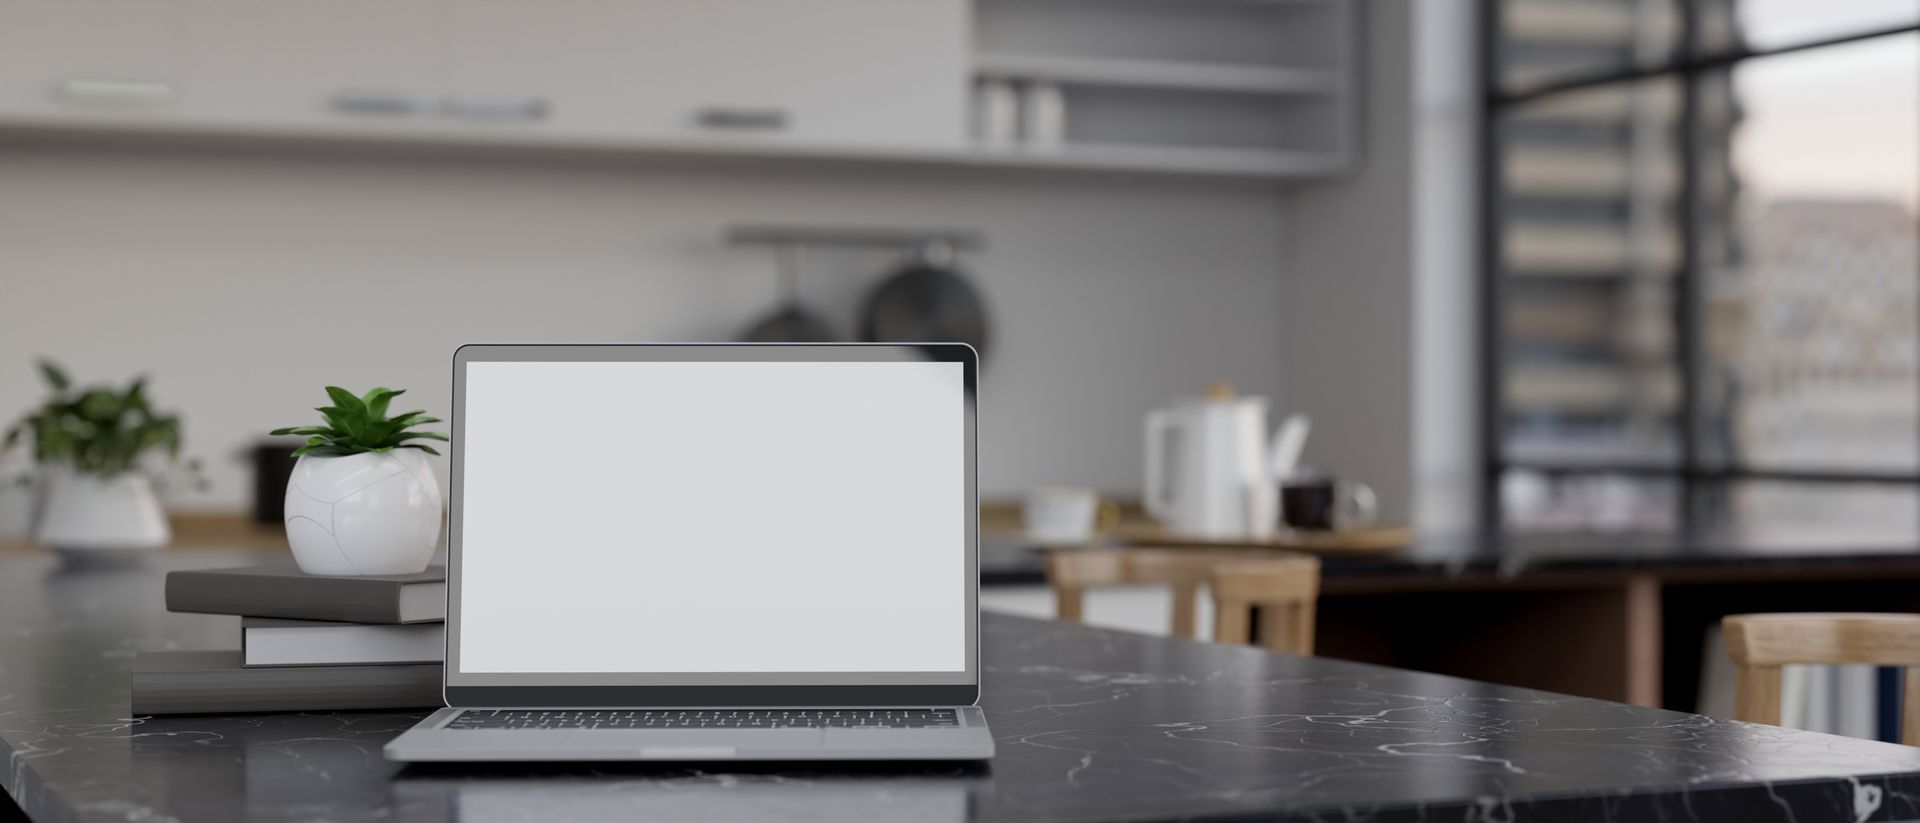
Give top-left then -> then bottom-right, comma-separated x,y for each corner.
562,729 -> 826,751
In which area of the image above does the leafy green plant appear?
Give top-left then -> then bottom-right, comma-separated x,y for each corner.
2,360 -> 194,478
271,387 -> 447,458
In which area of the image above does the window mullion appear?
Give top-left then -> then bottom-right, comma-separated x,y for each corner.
1479,0 -> 1507,531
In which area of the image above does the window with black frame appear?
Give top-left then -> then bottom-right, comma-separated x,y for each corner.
1484,0 -> 1920,533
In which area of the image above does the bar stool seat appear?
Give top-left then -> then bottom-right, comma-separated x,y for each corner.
1211,556 -> 1322,656
1724,613 -> 1920,745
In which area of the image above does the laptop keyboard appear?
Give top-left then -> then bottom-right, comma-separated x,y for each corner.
446,709 -> 961,730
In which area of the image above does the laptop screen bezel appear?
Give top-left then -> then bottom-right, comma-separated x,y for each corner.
442,343 -> 981,708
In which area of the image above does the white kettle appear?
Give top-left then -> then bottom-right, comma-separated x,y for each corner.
1143,384 -> 1308,540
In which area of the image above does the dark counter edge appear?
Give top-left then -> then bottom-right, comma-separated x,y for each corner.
9,724 -> 1920,823
3,732 -> 75,823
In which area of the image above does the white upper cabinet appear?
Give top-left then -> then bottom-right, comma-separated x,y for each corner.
0,0 -> 1353,179
441,0 -> 966,148
0,0 -> 182,117
180,0 -> 443,129
0,0 -> 965,148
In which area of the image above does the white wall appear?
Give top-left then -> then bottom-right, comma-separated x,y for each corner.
1282,1 -> 1417,524
1282,0 -> 1480,531
0,146 -> 1288,510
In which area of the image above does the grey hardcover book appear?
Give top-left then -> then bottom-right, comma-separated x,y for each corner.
165,564 -> 446,624
132,650 -> 443,715
242,618 -> 445,667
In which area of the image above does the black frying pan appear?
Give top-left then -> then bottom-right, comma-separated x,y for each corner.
858,245 -> 990,361
739,245 -> 840,342
739,305 -> 839,342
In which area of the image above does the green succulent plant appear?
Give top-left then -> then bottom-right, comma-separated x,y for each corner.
272,386 -> 448,458
3,360 -> 194,478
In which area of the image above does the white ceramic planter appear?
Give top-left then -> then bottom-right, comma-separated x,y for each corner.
284,450 -> 442,576
35,467 -> 171,557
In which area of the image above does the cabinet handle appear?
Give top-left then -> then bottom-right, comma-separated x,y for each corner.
53,77 -> 173,108
330,90 -> 435,116
443,95 -> 549,122
694,107 -> 789,131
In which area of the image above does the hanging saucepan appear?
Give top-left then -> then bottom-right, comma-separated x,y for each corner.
857,242 -> 991,362
739,244 -> 840,342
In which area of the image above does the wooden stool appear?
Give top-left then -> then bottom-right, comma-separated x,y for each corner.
1724,613 -> 1920,745
1046,547 -> 1255,639
1211,555 -> 1321,656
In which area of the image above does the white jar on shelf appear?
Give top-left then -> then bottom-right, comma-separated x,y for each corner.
1020,82 -> 1066,151
972,79 -> 1019,149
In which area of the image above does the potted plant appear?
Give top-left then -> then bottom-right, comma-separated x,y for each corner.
2,360 -> 199,559
271,387 -> 447,576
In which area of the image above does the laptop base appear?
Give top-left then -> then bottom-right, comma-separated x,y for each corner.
385,706 -> 995,762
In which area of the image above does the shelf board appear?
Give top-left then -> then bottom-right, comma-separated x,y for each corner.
0,114 -> 1348,181
970,143 -> 1346,176
974,53 -> 1338,95
981,0 -> 1335,6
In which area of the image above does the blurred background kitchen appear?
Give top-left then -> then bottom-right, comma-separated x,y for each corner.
2,0 -> 1918,741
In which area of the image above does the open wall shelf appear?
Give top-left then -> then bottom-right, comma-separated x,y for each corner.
973,54 -> 1339,96
968,0 -> 1358,173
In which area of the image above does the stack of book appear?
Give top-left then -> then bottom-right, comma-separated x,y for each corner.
134,564 -> 447,715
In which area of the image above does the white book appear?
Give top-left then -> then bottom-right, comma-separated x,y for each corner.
242,617 -> 444,667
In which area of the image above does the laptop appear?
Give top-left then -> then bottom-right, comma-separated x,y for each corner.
385,343 -> 993,762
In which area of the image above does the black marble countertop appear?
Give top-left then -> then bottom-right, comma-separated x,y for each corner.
8,551 -> 1920,822
980,522 -> 1920,586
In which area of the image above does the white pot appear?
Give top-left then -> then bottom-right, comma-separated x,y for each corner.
284,450 -> 442,576
0,483 -> 32,541
35,468 -> 171,555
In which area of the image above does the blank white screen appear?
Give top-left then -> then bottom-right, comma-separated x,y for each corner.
458,360 -> 966,673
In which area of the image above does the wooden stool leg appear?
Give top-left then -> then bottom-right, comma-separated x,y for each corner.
1903,667 -> 1920,747
1250,603 -> 1315,656
1733,664 -> 1783,727
1257,605 -> 1292,654
1215,600 -> 1251,645
1171,582 -> 1198,638
1295,601 -> 1316,656
1056,586 -> 1086,623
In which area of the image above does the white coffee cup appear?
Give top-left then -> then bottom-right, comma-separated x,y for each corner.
1023,487 -> 1116,544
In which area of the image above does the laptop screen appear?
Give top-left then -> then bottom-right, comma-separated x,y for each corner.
448,347 -> 974,690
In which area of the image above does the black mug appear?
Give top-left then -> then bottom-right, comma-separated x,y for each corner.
1280,476 -> 1377,532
